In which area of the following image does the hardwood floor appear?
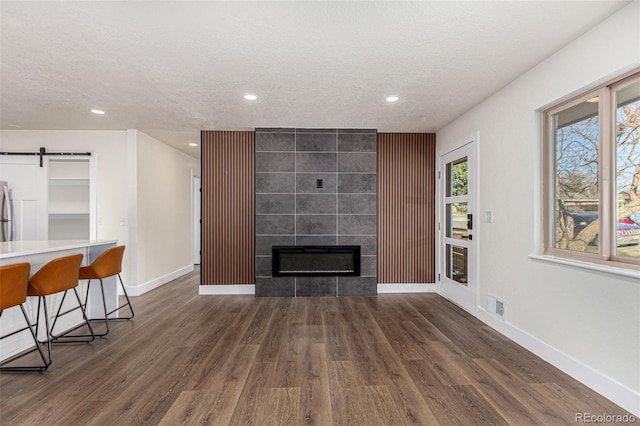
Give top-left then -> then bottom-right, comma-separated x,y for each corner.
0,268 -> 627,425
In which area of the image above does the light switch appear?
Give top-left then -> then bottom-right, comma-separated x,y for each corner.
484,210 -> 492,223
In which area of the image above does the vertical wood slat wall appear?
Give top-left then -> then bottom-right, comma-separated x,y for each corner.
378,133 -> 436,283
201,131 -> 255,285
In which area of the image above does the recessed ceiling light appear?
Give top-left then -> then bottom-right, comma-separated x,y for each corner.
385,96 -> 399,103
244,94 -> 257,101
91,109 -> 105,115
189,143 -> 198,147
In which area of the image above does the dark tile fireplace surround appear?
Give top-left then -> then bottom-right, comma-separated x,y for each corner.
255,128 -> 377,297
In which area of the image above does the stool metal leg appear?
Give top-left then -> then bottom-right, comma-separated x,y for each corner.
86,278 -> 110,336
49,288 -> 95,343
90,275 -> 135,322
105,274 -> 134,320
0,308 -> 51,372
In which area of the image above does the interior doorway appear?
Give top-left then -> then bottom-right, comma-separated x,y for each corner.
193,175 -> 201,265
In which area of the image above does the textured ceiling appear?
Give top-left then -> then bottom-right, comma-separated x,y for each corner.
0,1 -> 630,157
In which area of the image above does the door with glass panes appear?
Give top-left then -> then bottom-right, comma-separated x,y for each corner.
440,141 -> 476,313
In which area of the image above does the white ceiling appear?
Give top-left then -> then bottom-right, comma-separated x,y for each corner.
0,1 -> 631,157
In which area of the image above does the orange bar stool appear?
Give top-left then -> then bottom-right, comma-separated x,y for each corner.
0,262 -> 50,372
28,253 -> 95,345
77,245 -> 134,336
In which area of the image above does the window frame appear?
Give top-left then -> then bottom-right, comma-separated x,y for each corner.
543,70 -> 640,271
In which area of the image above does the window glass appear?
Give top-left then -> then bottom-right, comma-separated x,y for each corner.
446,157 -> 468,197
445,244 -> 468,285
614,81 -> 640,259
446,202 -> 468,239
551,98 -> 600,253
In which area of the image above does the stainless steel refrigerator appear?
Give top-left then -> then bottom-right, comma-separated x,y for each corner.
1,181 -> 14,242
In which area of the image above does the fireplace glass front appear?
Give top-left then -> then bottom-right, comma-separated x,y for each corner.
272,246 -> 361,277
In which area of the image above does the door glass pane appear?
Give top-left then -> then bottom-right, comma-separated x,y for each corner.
446,244 -> 468,285
446,202 -> 468,239
614,81 -> 640,259
551,97 -> 600,253
446,157 -> 468,197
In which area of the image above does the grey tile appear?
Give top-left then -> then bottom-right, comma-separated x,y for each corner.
256,215 -> 295,235
360,255 -> 377,277
296,277 -> 337,297
256,133 -> 295,151
256,152 -> 295,172
255,277 -> 295,297
338,194 -> 376,214
296,215 -> 337,235
296,128 -> 337,134
296,133 -> 337,152
296,235 -> 338,246
297,173 -> 337,194
337,277 -> 377,296
256,194 -> 295,214
338,153 -> 376,173
338,215 -> 376,235
255,256 -> 273,277
338,133 -> 376,152
338,174 -> 376,193
338,129 -> 377,134
256,173 -> 295,193
255,128 -> 295,133
296,153 -> 337,173
338,235 -> 377,255
256,236 -> 295,255
296,194 -> 336,214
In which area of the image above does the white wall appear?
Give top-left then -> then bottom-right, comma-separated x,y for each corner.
126,130 -> 200,295
0,130 -> 131,277
436,2 -> 640,414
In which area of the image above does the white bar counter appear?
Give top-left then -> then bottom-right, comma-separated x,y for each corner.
0,240 -> 117,259
0,240 -> 118,361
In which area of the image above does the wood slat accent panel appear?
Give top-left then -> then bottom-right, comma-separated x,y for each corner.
378,133 -> 436,283
201,131 -> 255,284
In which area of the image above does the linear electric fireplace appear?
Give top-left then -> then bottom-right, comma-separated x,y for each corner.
272,246 -> 361,277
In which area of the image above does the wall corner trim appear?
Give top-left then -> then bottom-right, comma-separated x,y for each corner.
377,283 -> 438,293
199,284 -> 256,295
476,307 -> 640,417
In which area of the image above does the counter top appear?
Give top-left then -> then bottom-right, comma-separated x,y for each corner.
0,240 -> 118,259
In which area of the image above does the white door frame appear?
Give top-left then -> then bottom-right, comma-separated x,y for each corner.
193,174 -> 201,265
437,134 -> 478,315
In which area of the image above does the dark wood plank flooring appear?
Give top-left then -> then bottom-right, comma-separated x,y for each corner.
0,268 -> 627,425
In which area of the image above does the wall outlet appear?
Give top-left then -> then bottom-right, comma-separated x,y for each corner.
119,218 -> 128,226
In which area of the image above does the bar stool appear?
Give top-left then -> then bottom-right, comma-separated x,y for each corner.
77,245 -> 133,336
0,262 -> 50,372
28,253 -> 95,345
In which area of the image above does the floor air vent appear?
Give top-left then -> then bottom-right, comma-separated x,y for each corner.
488,295 -> 506,320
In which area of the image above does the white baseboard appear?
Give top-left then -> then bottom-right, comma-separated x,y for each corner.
200,283 -> 438,295
377,283 -> 438,293
476,307 -> 640,417
125,265 -> 194,296
199,284 -> 255,295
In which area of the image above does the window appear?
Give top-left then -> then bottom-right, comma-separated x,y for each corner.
544,71 -> 640,270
